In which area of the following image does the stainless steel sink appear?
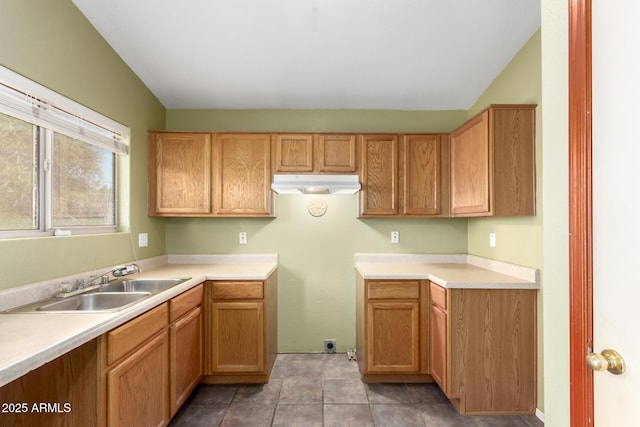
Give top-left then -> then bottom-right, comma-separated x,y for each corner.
4,277 -> 192,313
96,278 -> 189,293
36,292 -> 150,312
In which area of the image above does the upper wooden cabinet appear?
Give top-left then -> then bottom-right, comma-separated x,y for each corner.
359,134 -> 449,217
359,134 -> 399,216
273,134 -> 314,172
148,131 -> 273,217
273,133 -> 358,173
214,133 -> 273,216
450,105 -> 536,217
149,107 -> 533,220
317,134 -> 358,172
148,132 -> 212,215
400,134 -> 450,217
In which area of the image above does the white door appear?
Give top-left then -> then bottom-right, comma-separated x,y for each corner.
592,0 -> 640,424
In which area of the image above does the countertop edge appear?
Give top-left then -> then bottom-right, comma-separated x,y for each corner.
354,254 -> 539,290
0,259 -> 277,388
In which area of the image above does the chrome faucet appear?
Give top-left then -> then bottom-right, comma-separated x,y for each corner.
56,264 -> 142,298
112,263 -> 141,277
86,263 -> 141,287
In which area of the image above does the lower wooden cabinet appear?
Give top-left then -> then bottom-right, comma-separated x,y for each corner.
356,275 -> 537,415
209,301 -> 264,373
428,283 -> 449,392
203,273 -> 278,383
0,340 -> 99,427
99,284 -> 204,426
100,303 -> 170,427
0,285 -> 206,427
169,285 -> 204,416
366,301 -> 420,373
106,331 -> 170,427
428,282 -> 537,415
355,275 -> 430,382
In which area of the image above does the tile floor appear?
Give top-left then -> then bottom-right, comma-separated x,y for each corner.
169,353 -> 544,427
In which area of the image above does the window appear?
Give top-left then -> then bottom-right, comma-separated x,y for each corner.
52,133 -> 116,228
0,66 -> 129,237
0,113 -> 37,231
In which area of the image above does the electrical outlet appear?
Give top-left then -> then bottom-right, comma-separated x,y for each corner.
138,233 -> 148,247
489,233 -> 496,248
391,231 -> 399,244
239,232 -> 247,244
324,339 -> 336,353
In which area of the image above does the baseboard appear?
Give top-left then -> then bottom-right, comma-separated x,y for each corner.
535,408 -> 545,423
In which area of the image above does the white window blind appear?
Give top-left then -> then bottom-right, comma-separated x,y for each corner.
0,65 -> 129,237
0,65 -> 129,154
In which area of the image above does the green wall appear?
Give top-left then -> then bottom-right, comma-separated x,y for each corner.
164,109 -> 470,352
0,0 -> 166,289
466,30 -> 543,269
167,109 -> 467,133
166,200 -> 467,352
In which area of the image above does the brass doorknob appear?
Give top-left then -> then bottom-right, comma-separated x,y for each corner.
586,349 -> 626,375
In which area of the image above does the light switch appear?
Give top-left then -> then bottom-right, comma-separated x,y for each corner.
138,233 -> 148,247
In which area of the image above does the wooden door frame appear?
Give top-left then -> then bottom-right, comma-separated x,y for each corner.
568,0 -> 594,426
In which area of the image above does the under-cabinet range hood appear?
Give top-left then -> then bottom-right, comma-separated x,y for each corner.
271,174 -> 361,194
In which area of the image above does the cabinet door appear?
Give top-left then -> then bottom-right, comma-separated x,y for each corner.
215,133 -> 272,216
366,301 -> 419,373
0,341 -> 98,427
402,134 -> 447,216
317,134 -> 357,172
149,132 -> 212,215
274,134 -> 314,172
170,306 -> 203,416
107,332 -> 169,427
209,301 -> 265,374
450,111 -> 490,215
429,303 -> 448,393
359,135 -> 398,215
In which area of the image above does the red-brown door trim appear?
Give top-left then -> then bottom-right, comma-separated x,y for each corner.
568,0 -> 594,425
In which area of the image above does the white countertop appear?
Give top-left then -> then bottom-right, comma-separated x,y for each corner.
0,252 -> 538,388
0,254 -> 277,388
355,253 -> 539,289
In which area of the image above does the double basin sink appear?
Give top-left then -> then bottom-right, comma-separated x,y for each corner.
8,278 -> 190,313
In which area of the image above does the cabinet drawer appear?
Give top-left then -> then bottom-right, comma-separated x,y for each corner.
210,282 -> 264,300
170,284 -> 203,322
107,303 -> 169,365
430,282 -> 447,310
367,281 -> 420,300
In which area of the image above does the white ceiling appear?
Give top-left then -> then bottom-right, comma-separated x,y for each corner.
71,0 -> 540,110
